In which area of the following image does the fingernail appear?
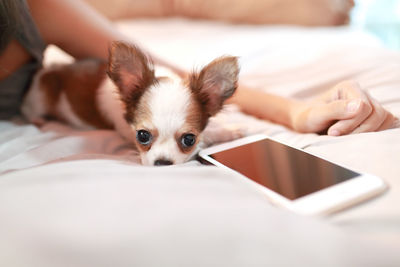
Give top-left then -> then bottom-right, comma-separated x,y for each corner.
347,100 -> 361,113
328,129 -> 341,136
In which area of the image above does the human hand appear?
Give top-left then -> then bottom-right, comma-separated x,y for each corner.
290,80 -> 398,136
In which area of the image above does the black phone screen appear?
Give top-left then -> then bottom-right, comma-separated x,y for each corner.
208,138 -> 359,200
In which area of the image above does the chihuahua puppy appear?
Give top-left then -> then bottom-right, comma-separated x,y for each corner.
22,41 -> 239,166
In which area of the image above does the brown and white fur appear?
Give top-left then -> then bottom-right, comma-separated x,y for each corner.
22,41 -> 239,166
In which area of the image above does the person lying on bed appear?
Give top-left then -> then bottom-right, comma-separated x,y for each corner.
0,0 -> 396,136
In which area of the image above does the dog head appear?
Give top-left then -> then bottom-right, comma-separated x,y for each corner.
107,41 -> 239,166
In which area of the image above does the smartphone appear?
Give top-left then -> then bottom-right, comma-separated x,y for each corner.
198,134 -> 387,216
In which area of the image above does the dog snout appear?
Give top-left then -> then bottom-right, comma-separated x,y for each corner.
154,159 -> 174,166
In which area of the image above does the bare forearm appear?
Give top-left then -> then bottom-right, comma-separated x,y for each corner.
28,0 -> 183,73
83,0 -> 173,20
29,0 -> 120,59
227,86 -> 298,129
230,81 -> 398,136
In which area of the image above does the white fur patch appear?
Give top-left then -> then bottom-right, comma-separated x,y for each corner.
141,77 -> 193,165
149,80 -> 190,138
21,68 -> 50,122
96,77 -> 136,142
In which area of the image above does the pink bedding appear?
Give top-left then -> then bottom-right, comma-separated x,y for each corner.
0,19 -> 399,266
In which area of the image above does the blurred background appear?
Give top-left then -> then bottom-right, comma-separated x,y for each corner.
84,0 -> 400,51
351,0 -> 400,50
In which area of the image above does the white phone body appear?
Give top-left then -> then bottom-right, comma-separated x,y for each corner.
199,134 -> 387,216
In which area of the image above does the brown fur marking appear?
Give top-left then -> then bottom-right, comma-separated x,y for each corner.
40,59 -> 113,129
107,41 -> 157,124
189,56 -> 239,125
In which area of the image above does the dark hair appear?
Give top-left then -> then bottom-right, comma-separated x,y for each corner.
0,0 -> 22,52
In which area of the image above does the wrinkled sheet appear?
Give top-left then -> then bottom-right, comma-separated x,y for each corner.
1,19 -> 399,266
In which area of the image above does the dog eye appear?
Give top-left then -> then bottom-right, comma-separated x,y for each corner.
137,130 -> 152,145
181,134 -> 196,148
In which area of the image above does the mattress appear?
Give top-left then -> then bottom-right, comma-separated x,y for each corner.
0,19 -> 399,266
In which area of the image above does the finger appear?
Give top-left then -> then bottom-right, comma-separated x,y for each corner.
377,113 -> 397,131
333,80 -> 370,102
327,99 -> 372,136
312,99 -> 361,119
304,99 -> 362,132
320,80 -> 364,105
351,97 -> 387,134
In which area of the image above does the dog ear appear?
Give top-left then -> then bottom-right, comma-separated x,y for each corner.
107,41 -> 155,101
189,56 -> 239,117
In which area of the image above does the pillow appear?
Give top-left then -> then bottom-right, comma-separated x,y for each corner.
84,0 -> 353,26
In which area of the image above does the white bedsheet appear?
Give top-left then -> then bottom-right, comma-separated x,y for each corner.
1,19 -> 400,266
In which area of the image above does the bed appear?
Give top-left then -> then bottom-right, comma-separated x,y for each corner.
1,18 -> 399,266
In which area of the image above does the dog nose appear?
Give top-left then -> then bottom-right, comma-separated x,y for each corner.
154,159 -> 174,166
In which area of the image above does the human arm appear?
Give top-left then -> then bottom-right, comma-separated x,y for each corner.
27,0 -> 184,75
228,80 -> 397,136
